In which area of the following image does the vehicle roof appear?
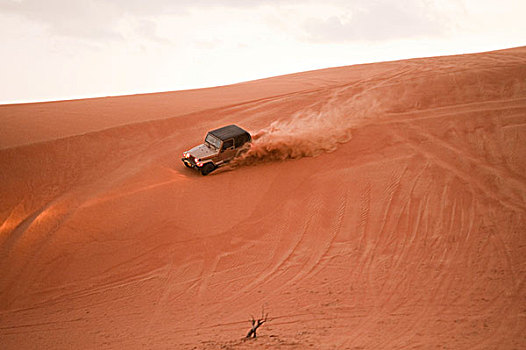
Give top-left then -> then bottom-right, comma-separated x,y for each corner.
208,124 -> 250,141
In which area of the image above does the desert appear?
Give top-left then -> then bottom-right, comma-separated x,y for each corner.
1,46 -> 525,349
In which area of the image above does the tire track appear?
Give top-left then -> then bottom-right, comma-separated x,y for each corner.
391,125 -> 526,213
341,166 -> 409,348
276,181 -> 349,289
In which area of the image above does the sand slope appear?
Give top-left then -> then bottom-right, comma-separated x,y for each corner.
1,47 -> 525,349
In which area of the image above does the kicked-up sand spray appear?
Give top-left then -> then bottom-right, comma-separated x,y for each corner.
230,96 -> 376,167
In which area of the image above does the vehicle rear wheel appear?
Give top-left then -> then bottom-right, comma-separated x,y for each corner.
200,163 -> 215,176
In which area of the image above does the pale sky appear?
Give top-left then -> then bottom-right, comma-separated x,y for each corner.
0,0 -> 524,104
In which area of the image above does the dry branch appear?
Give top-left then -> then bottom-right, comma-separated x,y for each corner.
246,306 -> 269,338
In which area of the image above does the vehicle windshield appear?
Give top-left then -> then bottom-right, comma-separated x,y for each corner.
205,133 -> 222,149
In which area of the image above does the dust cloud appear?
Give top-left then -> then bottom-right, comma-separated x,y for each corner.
231,100 -> 374,167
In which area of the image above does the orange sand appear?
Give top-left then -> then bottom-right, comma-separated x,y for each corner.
1,47 -> 525,349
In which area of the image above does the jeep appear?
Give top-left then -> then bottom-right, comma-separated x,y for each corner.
182,124 -> 252,175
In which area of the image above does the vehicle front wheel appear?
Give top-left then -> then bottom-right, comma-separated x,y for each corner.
200,163 -> 215,176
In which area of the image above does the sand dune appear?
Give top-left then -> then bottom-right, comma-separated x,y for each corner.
1,47 -> 525,349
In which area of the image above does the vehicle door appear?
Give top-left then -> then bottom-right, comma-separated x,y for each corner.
219,138 -> 236,163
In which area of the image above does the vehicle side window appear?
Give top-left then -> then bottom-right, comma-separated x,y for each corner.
222,139 -> 234,150
235,135 -> 246,148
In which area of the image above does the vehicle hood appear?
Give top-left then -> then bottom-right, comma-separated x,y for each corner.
187,144 -> 218,159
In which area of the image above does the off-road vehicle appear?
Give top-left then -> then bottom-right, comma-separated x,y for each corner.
182,124 -> 251,175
